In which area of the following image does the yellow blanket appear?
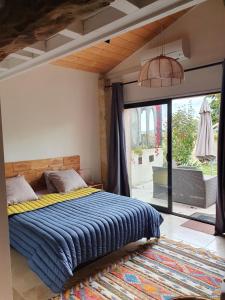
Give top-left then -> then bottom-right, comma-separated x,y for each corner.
8,187 -> 99,216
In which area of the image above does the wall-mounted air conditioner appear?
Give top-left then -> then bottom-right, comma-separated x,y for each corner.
140,39 -> 190,64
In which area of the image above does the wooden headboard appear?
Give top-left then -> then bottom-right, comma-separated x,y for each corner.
5,155 -> 80,190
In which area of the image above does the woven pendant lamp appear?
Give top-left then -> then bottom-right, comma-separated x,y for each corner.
138,23 -> 184,88
138,55 -> 184,88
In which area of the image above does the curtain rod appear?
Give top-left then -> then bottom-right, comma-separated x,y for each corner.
104,60 -> 223,89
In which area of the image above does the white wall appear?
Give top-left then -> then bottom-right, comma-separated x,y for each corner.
122,64 -> 222,103
0,64 -> 101,180
0,104 -> 13,300
107,0 -> 225,103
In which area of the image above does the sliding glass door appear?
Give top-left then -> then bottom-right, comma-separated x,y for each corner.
124,100 -> 172,213
125,93 -> 219,224
171,93 -> 220,224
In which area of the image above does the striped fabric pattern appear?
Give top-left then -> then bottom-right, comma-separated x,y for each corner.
9,191 -> 162,293
52,237 -> 225,300
8,187 -> 99,216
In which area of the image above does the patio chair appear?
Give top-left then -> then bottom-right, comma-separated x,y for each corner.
152,166 -> 217,208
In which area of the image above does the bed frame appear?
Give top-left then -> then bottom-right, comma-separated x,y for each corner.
5,155 -> 80,190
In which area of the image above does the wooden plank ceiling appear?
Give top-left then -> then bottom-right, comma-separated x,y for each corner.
53,10 -> 188,74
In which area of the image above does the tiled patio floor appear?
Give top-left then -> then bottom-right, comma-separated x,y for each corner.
132,181 -> 215,220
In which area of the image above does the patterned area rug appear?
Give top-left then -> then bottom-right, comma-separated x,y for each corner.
51,237 -> 225,300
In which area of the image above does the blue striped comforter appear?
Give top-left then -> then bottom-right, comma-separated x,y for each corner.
9,191 -> 163,293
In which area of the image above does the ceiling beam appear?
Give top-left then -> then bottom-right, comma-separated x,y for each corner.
83,0 -> 206,34
46,35 -> 72,51
24,41 -> 46,55
24,47 -> 45,55
1,57 -> 25,69
0,0 -> 207,80
59,29 -> 82,40
0,0 -> 113,62
110,0 -> 140,14
58,19 -> 83,39
8,51 -> 33,61
84,6 -> 126,33
25,33 -> 81,54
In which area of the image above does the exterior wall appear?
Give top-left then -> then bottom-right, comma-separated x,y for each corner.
0,64 -> 101,181
125,106 -> 164,187
131,148 -> 164,186
107,0 -> 225,103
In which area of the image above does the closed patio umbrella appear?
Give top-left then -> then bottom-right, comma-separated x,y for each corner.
195,98 -> 215,162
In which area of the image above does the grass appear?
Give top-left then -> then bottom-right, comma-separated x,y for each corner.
198,163 -> 217,176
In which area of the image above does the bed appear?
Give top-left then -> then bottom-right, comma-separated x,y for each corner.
6,156 -> 163,293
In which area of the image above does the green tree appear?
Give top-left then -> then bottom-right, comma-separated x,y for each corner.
207,94 -> 221,125
172,102 -> 198,165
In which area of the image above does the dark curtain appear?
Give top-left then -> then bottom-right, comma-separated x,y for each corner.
108,82 -> 130,196
215,59 -> 225,235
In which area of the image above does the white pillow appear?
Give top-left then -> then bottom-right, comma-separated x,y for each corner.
48,169 -> 87,193
6,175 -> 38,205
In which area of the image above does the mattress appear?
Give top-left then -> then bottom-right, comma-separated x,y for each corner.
9,189 -> 163,293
